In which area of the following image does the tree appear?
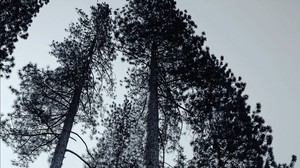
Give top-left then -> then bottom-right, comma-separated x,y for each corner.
0,0 -> 49,78
175,48 -> 265,167
114,0 -> 198,166
84,97 -> 144,168
0,3 -> 115,168
187,102 -> 274,167
1,1 -> 296,167
174,38 -> 297,167
113,0 -> 297,167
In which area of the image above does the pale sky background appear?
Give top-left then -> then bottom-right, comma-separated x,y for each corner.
1,0 -> 299,167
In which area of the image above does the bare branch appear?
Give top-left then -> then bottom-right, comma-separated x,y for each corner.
66,149 -> 94,168
71,131 -> 95,161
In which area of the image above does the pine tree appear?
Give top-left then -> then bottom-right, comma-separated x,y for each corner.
0,0 -> 49,78
0,3 -> 115,168
176,37 -> 297,168
114,0 -> 197,166
85,97 -> 144,168
2,1 -> 296,167
113,1 -> 297,167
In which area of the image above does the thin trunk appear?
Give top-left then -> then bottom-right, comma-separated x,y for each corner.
162,143 -> 165,168
162,121 -> 167,168
49,85 -> 83,168
50,39 -> 96,168
144,43 -> 159,168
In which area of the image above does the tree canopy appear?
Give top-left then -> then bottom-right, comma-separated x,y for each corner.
0,0 -> 297,168
1,3 -> 115,168
0,0 -> 49,78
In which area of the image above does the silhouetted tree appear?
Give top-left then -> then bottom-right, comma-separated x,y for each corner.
113,0 -> 297,167
174,40 -> 297,167
114,0 -> 197,166
1,1 -> 296,168
85,97 -> 144,168
0,0 -> 49,78
0,3 -> 115,168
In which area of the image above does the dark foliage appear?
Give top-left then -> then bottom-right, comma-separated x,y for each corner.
114,0 -> 198,166
0,0 -> 49,78
0,0 -> 296,167
1,3 -> 115,167
85,97 -> 144,168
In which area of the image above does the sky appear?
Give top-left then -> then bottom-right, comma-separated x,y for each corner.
1,0 -> 299,167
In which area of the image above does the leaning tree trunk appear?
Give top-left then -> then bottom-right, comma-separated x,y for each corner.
49,85 -> 84,168
144,43 -> 159,168
50,39 -> 96,168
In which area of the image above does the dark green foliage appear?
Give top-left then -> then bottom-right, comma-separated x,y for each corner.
1,3 -> 115,167
0,0 -> 49,78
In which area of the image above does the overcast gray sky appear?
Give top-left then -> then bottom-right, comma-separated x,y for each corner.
1,0 -> 299,167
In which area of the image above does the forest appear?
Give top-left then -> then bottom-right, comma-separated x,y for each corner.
0,0 -> 297,168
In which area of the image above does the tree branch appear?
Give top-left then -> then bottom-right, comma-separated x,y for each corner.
66,149 -> 94,168
71,131 -> 95,161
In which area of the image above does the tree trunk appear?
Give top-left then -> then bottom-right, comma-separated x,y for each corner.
144,43 -> 159,168
50,85 -> 83,168
50,38 -> 96,168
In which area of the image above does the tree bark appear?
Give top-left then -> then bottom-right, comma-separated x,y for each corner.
50,85 -> 83,168
144,43 -> 159,168
50,38 -> 96,168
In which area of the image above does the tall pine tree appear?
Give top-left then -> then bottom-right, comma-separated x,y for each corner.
113,0 -> 297,167
114,0 -> 197,166
1,3 -> 115,168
